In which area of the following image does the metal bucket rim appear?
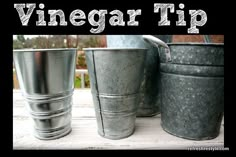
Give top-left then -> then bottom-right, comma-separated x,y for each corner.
13,48 -> 77,52
83,48 -> 147,51
166,42 -> 224,46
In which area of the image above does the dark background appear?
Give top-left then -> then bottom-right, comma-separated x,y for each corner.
10,0 -> 225,34
0,0 -> 231,151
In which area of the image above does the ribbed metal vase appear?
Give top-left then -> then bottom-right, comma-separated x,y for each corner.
13,48 -> 77,140
84,48 -> 147,139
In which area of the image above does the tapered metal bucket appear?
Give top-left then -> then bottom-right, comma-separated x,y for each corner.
84,48 -> 147,139
13,48 -> 77,140
143,35 -> 224,140
106,35 -> 171,117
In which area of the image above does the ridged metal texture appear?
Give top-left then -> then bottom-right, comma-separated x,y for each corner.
13,48 -> 77,140
84,48 -> 146,139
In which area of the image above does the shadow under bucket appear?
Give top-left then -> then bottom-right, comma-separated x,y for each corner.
13,48 -> 77,140
143,35 -> 224,140
84,48 -> 147,139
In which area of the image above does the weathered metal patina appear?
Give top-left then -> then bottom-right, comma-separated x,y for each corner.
143,35 -> 224,140
106,35 -> 172,117
84,48 -> 146,139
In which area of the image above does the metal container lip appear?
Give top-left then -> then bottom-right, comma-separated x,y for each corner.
13,48 -> 77,52
83,47 -> 147,51
166,42 -> 224,46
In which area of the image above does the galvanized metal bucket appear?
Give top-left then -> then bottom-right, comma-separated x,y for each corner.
106,35 -> 172,117
13,48 -> 77,140
143,35 -> 224,140
83,48 -> 147,139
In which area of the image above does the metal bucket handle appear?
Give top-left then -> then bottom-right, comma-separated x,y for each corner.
142,35 -> 172,62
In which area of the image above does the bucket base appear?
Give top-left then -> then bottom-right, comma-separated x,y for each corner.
161,124 -> 219,141
136,110 -> 160,117
33,124 -> 72,140
97,128 -> 135,140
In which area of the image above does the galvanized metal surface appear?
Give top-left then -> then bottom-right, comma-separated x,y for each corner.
161,73 -> 224,140
84,48 -> 146,139
13,89 -> 225,149
106,35 -> 171,117
143,36 -> 224,140
159,43 -> 224,65
13,48 -> 77,140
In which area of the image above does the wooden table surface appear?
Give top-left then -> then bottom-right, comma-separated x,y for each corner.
13,89 -> 224,150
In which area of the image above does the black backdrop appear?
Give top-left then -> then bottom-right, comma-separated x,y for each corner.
0,0 -> 231,152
